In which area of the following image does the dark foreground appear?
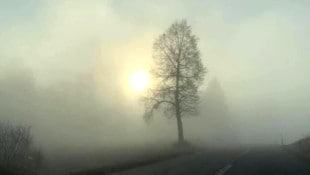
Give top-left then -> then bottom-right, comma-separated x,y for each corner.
111,146 -> 310,175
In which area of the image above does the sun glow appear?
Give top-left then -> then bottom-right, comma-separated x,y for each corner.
130,70 -> 149,92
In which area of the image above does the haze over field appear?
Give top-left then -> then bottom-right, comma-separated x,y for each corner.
0,0 -> 310,164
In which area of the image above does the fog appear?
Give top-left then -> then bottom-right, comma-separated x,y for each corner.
1,0 -> 310,173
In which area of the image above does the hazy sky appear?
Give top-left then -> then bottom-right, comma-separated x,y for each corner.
0,0 -> 310,148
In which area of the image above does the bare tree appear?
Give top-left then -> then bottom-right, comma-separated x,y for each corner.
0,122 -> 43,175
143,20 -> 206,144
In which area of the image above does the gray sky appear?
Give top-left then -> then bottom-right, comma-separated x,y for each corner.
0,0 -> 310,149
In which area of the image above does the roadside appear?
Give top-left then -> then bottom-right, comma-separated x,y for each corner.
284,137 -> 310,166
70,144 -> 243,175
70,144 -> 196,175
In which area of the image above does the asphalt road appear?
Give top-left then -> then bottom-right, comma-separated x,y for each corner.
112,146 -> 310,175
225,147 -> 310,175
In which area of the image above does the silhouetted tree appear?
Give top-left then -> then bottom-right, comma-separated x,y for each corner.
143,20 -> 206,144
0,122 -> 43,175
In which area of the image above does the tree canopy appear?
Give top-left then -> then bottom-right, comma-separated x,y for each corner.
143,20 -> 206,143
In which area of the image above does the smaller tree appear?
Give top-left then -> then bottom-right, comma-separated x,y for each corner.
0,122 -> 43,175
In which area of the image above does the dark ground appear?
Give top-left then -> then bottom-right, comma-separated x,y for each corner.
110,146 -> 310,175
226,146 -> 310,175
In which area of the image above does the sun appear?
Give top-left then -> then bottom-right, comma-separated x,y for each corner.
130,70 -> 149,92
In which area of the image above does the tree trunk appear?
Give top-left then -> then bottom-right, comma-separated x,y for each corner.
175,59 -> 184,143
176,110 -> 184,143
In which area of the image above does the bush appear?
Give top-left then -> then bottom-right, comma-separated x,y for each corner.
0,122 -> 43,175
